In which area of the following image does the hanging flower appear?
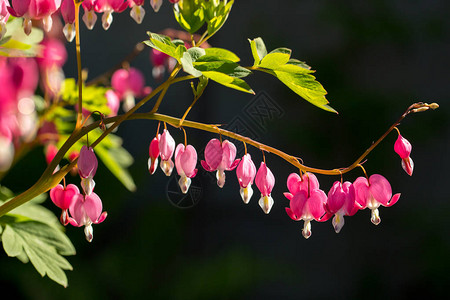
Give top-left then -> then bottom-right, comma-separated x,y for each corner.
148,134 -> 160,175
82,0 -> 98,29
111,67 -> 147,112
50,183 -> 80,225
325,181 -> 359,233
394,133 -> 414,176
174,144 -> 198,193
201,138 -> 240,188
255,162 -> 275,214
69,192 -> 107,242
128,0 -> 145,24
159,129 -> 176,176
94,0 -> 129,30
61,0 -> 75,42
353,174 -> 401,225
236,154 -> 257,204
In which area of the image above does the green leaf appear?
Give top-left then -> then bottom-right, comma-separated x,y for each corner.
273,70 -> 336,113
249,37 -> 267,66
201,71 -> 254,94
181,52 -> 203,77
194,60 -> 251,78
259,48 -> 292,69
206,0 -> 234,37
187,47 -> 206,61
204,47 -> 240,62
173,0 -> 206,34
0,18 -> 44,57
144,32 -> 187,62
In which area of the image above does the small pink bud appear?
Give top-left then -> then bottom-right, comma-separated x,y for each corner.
159,129 -> 175,176
394,133 -> 414,176
236,154 -> 256,204
78,145 -> 98,179
255,162 -> 275,214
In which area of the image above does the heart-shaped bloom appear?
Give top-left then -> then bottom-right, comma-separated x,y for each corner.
50,183 -> 80,225
111,67 -> 146,112
0,0 -> 10,40
78,145 -> 98,179
128,0 -> 145,23
82,0 -> 98,29
8,0 -> 62,34
159,129 -> 176,176
325,181 -> 359,233
353,174 -> 401,225
94,0 -> 129,30
284,172 -> 329,239
61,0 -> 75,42
175,144 -> 198,193
394,133 -> 414,176
236,154 -> 256,204
201,139 -> 240,188
148,134 -> 160,175
69,192 -> 107,242
255,162 -> 275,214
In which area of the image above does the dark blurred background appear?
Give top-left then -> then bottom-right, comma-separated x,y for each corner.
1,0 -> 449,299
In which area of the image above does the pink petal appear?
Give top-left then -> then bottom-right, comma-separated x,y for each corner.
95,211 -> 108,224
369,174 -> 392,206
69,194 -> 86,226
394,134 -> 412,159
285,207 -> 300,221
159,129 -> 175,161
255,162 -> 275,196
204,138 -> 222,170
402,157 -> 414,176
11,0 -> 31,17
78,145 -> 98,178
286,173 -> 301,194
84,192 -> 103,223
353,177 -> 370,209
174,143 -> 185,176
149,135 -> 160,159
201,160 -> 213,172
180,145 -> 198,178
327,181 -> 346,214
307,189 -> 327,220
386,193 -> 401,207
227,159 -> 240,171
283,192 -> 293,201
61,0 -> 75,23
220,140 -> 237,170
290,190 -> 307,218
236,154 -> 256,188
342,181 -> 358,216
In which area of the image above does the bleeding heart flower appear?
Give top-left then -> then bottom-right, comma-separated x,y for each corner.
94,0 -> 129,30
255,162 -> 275,214
148,134 -> 160,175
236,154 -> 256,204
325,181 -> 359,233
111,67 -> 146,112
61,0 -> 75,42
159,129 -> 175,176
201,138 -> 240,188
175,143 -> 198,193
82,0 -> 98,29
284,172 -> 329,239
128,0 -> 145,23
69,192 -> 107,242
50,183 -> 80,225
394,133 -> 414,176
353,174 -> 401,225
78,145 -> 98,179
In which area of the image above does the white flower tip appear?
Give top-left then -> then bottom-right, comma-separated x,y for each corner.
332,213 -> 345,234
83,10 -> 97,30
160,159 -> 174,176
302,220 -> 312,239
216,170 -> 225,188
84,224 -> 93,242
123,94 -> 136,112
178,176 -> 192,194
0,137 -> 14,172
130,6 -> 146,24
63,23 -> 76,42
151,0 -> 163,12
81,177 -> 96,195
148,157 -> 158,175
102,11 -> 113,30
240,185 -> 253,204
42,15 -> 53,32
258,195 -> 274,214
371,208 -> 381,225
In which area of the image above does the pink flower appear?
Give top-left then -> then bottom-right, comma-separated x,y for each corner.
0,0 -> 10,40
236,154 -> 257,204
94,0 -> 129,30
325,181 -> 359,233
50,183 -> 80,225
78,145 -> 98,178
37,39 -> 68,69
159,129 -> 175,176
255,162 -> 275,214
201,138 -> 240,188
284,172 -> 328,239
353,174 -> 401,225
128,0 -> 145,23
148,134 -> 160,175
82,0 -> 98,29
69,192 -> 107,242
175,143 -> 198,193
9,58 -> 39,98
394,133 -> 414,176
8,0 -> 62,34
105,89 -> 120,117
111,67 -> 146,112
61,0 -> 75,42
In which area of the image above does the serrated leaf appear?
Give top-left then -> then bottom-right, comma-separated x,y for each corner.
194,60 -> 251,78
259,48 -> 292,69
2,225 -> 23,257
249,37 -> 267,66
273,70 -> 336,113
204,47 -> 240,62
202,71 -> 254,94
